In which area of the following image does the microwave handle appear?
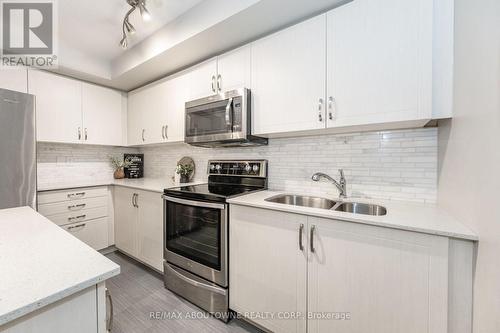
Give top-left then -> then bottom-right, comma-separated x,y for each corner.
225,97 -> 233,129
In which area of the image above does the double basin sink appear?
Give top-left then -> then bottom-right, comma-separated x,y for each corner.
265,194 -> 387,216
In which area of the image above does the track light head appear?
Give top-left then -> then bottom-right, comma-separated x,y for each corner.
138,2 -> 151,21
119,36 -> 128,49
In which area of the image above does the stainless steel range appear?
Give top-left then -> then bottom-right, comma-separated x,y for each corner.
162,160 -> 268,320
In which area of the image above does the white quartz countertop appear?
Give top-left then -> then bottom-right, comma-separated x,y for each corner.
227,191 -> 478,241
37,178 -> 206,193
0,207 -> 120,326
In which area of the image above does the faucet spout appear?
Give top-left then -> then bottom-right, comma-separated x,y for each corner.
311,169 -> 347,198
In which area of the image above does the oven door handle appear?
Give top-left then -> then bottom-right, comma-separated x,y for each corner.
166,263 -> 227,295
162,195 -> 226,210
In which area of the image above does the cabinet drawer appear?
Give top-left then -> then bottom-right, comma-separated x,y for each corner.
38,196 -> 108,216
45,206 -> 108,226
38,186 -> 108,204
62,217 -> 109,250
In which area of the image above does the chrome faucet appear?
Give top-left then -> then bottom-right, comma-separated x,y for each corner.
312,169 -> 347,198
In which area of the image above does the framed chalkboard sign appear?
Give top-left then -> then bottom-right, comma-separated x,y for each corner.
124,154 -> 144,178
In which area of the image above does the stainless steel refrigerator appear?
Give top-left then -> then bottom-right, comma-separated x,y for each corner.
0,88 -> 36,210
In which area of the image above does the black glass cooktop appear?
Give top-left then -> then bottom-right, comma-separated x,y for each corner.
164,183 -> 264,203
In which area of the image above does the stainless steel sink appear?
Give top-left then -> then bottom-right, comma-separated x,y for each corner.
265,194 -> 338,210
265,194 -> 387,216
334,202 -> 387,216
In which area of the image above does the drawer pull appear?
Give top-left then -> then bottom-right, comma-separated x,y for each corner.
68,214 -> 86,222
67,192 -> 86,199
67,203 -> 86,210
67,223 -> 86,230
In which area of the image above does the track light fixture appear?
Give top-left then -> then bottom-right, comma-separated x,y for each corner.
120,0 -> 151,49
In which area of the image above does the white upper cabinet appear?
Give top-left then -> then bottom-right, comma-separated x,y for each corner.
29,70 -> 126,145
187,58 -> 218,100
162,71 -> 190,143
29,70 -> 82,144
216,45 -> 252,92
127,69 -> 190,146
326,0 -> 433,128
251,15 -> 327,135
128,87 -> 153,146
0,68 -> 27,93
82,83 -> 126,146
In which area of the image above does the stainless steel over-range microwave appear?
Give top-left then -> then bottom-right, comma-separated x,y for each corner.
184,88 -> 267,148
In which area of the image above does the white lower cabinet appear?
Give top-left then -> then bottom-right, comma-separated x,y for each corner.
0,283 -> 107,333
114,186 -> 163,272
230,206 -> 307,333
37,186 -> 111,251
230,205 -> 452,333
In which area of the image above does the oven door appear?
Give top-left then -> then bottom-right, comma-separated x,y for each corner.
163,195 -> 228,287
184,90 -> 246,144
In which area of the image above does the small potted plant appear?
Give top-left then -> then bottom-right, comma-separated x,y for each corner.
110,156 -> 132,179
176,163 -> 194,183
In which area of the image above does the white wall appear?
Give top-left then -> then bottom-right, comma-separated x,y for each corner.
437,0 -> 500,331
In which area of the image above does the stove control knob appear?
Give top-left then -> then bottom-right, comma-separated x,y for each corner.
210,164 -> 216,171
244,164 -> 252,173
215,164 -> 222,171
252,164 -> 260,173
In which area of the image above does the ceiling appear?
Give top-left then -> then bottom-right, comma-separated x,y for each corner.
52,0 -> 350,91
58,0 -> 203,63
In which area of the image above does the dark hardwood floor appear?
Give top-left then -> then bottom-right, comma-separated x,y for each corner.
105,251 -> 262,333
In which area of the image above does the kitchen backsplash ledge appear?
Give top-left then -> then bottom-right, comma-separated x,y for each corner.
37,128 -> 438,203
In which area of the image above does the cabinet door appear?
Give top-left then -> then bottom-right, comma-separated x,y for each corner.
163,71 -> 189,143
28,70 -> 82,143
136,190 -> 164,272
114,187 -> 138,256
251,15 -> 327,135
230,205 -> 307,333
326,0 -> 432,128
82,83 -> 125,146
216,45 -> 251,92
0,68 -> 27,93
187,58 -> 217,100
127,85 -> 161,145
307,217 -> 448,333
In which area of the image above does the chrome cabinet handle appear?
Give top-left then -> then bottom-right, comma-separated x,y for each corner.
318,98 -> 324,122
161,126 -> 165,139
299,224 -> 304,251
310,225 -> 316,253
68,214 -> 86,222
106,289 -> 114,331
78,127 -> 81,140
67,192 -> 85,199
165,125 -> 168,140
132,193 -> 139,208
68,203 -> 86,210
217,74 -> 222,92
211,75 -> 216,93
68,223 -> 86,230
142,129 -> 145,142
328,96 -> 335,120
84,128 -> 88,140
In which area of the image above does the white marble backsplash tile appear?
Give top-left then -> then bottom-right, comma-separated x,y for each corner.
37,143 -> 138,189
37,128 -> 438,203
